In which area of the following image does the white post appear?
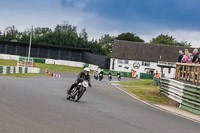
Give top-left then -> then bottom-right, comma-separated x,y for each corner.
28,25 -> 33,61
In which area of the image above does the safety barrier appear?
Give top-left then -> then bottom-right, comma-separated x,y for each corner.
19,56 -> 45,63
140,73 -> 154,79
0,54 -> 19,61
45,59 -> 98,70
103,69 -> 132,78
54,60 -> 85,68
0,66 -> 40,74
160,78 -> 200,115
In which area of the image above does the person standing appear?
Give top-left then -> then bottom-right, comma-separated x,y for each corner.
181,50 -> 191,63
178,50 -> 184,63
45,68 -> 49,73
155,71 -> 160,79
131,69 -> 135,78
192,48 -> 199,64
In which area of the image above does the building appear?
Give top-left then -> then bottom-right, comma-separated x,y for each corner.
110,40 -> 199,79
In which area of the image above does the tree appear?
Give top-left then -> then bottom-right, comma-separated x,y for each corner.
3,26 -> 19,42
150,34 -> 176,45
79,28 -> 88,41
150,34 -> 191,47
99,34 -> 115,57
0,23 -> 109,56
116,32 -> 144,42
177,41 -> 191,48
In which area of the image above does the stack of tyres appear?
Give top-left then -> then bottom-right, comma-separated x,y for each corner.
6,66 -> 11,74
0,66 -> 3,74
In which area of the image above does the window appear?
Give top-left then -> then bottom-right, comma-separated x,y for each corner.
142,61 -> 150,66
118,59 -> 129,64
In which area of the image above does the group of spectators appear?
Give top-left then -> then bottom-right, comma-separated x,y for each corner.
178,48 -> 199,64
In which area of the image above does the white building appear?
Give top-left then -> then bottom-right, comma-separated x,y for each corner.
110,40 -> 198,79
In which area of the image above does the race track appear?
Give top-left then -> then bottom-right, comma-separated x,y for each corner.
0,73 -> 199,133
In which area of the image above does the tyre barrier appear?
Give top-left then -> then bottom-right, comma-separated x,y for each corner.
160,78 -> 200,115
0,66 -> 40,74
51,73 -> 61,78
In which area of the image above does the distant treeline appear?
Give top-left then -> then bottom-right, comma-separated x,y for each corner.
0,22 -> 191,56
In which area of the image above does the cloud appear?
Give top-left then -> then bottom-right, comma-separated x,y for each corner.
61,0 -> 89,9
139,30 -> 200,48
0,0 -> 199,48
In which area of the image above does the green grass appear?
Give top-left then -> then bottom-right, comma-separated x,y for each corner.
0,59 -> 94,78
118,80 -> 170,104
119,79 -> 154,86
0,59 -> 89,74
37,63 -> 85,73
0,59 -> 17,66
0,73 -> 49,77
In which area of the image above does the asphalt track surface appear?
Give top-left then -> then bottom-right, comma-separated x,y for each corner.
0,73 -> 200,133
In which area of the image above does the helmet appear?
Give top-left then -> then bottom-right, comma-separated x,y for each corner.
84,67 -> 90,72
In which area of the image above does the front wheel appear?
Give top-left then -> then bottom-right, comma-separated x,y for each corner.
66,94 -> 71,99
75,87 -> 86,102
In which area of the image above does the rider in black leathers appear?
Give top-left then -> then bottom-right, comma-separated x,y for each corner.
117,71 -> 121,77
68,67 -> 91,95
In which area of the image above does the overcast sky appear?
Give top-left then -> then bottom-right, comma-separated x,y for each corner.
0,0 -> 199,47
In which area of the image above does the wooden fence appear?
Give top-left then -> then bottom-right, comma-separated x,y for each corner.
175,63 -> 200,85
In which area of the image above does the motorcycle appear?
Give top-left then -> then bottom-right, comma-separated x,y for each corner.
94,73 -> 98,80
108,74 -> 112,81
99,73 -> 103,81
66,79 -> 88,102
117,75 -> 121,81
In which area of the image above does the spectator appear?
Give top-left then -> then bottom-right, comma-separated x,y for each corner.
45,68 -> 49,73
192,48 -> 199,64
181,50 -> 191,63
155,71 -> 160,79
131,69 -> 136,78
178,50 -> 184,63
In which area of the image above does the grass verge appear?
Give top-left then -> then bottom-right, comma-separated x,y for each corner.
0,59 -> 17,66
37,63 -> 85,73
0,59 -> 86,73
117,79 -> 170,104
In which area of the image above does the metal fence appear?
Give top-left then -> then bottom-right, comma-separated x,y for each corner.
0,41 -> 110,69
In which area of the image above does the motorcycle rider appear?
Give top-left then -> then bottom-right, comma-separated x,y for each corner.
94,69 -> 98,80
117,71 -> 121,77
99,69 -> 104,81
117,71 -> 120,76
68,67 -> 91,95
108,72 -> 112,81
117,71 -> 121,81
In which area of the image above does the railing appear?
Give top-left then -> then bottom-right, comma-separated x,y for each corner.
175,63 -> 200,85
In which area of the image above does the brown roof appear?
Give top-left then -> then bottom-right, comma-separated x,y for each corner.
111,40 -> 200,62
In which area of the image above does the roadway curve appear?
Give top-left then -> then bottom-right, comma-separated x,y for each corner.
0,73 -> 199,133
